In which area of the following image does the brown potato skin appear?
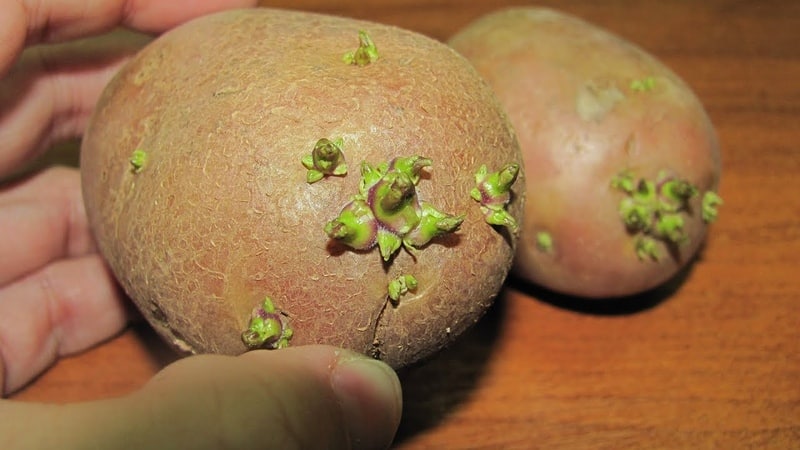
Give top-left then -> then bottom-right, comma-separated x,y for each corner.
80,9 -> 524,368
449,7 -> 721,298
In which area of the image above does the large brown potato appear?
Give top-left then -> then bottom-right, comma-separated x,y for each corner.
450,7 -> 722,298
80,8 -> 524,368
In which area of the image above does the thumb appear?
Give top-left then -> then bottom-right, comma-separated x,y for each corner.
4,345 -> 402,450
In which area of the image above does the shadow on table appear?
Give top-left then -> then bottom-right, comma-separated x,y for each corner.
393,291 -> 508,444
505,249 -> 699,316
129,321 -> 182,368
393,250 -> 700,443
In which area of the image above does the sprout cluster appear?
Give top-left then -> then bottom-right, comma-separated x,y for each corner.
471,163 -> 521,233
611,170 -> 722,260
388,274 -> 418,304
241,297 -> 293,349
325,156 -> 465,261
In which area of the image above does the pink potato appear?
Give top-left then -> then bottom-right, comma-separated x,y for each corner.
449,7 -> 722,298
80,8 -> 524,368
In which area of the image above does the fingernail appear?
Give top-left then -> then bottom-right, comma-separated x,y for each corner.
331,355 -> 402,450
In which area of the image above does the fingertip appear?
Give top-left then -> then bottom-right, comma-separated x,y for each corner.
331,355 -> 403,450
241,345 -> 402,449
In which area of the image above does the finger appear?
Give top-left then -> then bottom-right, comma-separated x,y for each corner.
2,346 -> 403,450
0,29 -> 150,175
1,0 -> 258,175
0,254 -> 129,394
0,168 -> 94,286
0,0 -> 260,74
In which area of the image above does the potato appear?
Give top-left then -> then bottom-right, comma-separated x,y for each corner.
449,7 -> 722,298
80,8 -> 524,368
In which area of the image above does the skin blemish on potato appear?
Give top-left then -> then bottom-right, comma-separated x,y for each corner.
326,156 -> 464,261
342,30 -> 379,66
241,297 -> 293,350
471,162 -> 520,233
576,80 -> 625,121
129,149 -> 148,173
301,137 -> 348,183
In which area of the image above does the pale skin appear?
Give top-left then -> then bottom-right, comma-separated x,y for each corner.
0,1 -> 402,449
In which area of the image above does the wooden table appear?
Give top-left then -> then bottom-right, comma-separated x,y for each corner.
12,1 -> 800,448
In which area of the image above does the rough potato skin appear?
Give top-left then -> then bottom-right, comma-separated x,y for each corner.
449,7 -> 721,298
80,8 -> 523,368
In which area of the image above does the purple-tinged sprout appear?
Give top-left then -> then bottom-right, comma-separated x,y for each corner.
388,155 -> 432,185
358,160 -> 386,197
324,199 -> 377,250
471,162 -> 520,232
368,171 -> 421,235
327,155 -> 464,262
241,297 -> 293,350
403,202 -> 464,248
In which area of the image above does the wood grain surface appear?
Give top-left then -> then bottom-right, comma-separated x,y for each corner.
11,1 -> 799,448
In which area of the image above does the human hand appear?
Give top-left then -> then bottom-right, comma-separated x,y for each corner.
0,2 -> 402,449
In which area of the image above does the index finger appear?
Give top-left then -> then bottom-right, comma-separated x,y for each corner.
0,0 -> 259,74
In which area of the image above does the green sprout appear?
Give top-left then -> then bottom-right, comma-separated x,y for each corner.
611,170 -> 722,261
388,274 -> 418,304
470,163 -> 520,233
301,138 -> 347,183
635,236 -> 659,261
702,191 -> 724,223
130,149 -> 148,173
241,297 -> 293,350
630,76 -> 657,92
323,198 -> 377,251
343,30 -> 379,66
326,156 -> 463,261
